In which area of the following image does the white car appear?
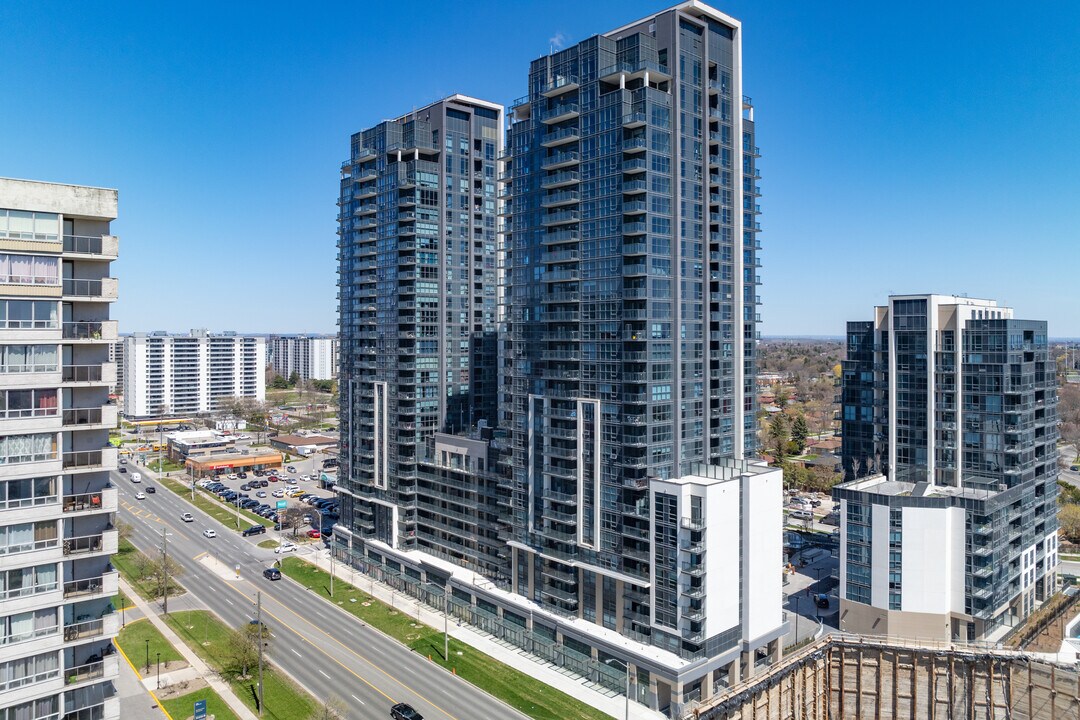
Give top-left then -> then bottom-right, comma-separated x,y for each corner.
228,473 -> 238,480
180,512 -> 194,523
274,542 -> 297,554
202,529 -> 217,539
131,473 -> 141,483
135,492 -> 146,500
271,490 -> 285,498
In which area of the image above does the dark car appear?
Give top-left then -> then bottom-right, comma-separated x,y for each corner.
118,467 -> 127,474
253,470 -> 264,477
815,593 -> 830,609
274,521 -> 291,531
240,484 -> 251,492
146,486 -> 156,494
391,703 -> 423,720
242,525 -> 266,537
263,567 -> 281,581
238,472 -> 248,479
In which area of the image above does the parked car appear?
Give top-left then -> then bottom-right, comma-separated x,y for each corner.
256,491 -> 267,498
180,513 -> 194,523
253,470 -> 264,477
286,466 -> 297,473
274,542 -> 297,554
240,484 -> 251,492
203,529 -> 217,539
263,567 -> 281,581
228,473 -> 238,480
242,525 -> 266,537
238,472 -> 248,479
815,593 -> 831,609
790,509 -> 813,520
272,490 -> 285,498
307,529 -> 321,539
391,703 -> 423,720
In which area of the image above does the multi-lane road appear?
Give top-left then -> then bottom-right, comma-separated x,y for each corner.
116,464 -> 528,720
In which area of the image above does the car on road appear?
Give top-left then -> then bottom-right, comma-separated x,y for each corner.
274,542 -> 297,554
203,529 -> 217,539
118,466 -> 127,474
306,529 -> 320,539
146,486 -> 156,494
135,492 -> 146,500
263,567 -> 281,581
180,512 -> 194,523
242,525 -> 266,537
119,457 -> 127,465
1072,466 -> 1079,472
131,473 -> 141,483
391,703 -> 423,720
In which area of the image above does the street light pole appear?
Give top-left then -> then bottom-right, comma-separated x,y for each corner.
145,639 -> 149,674
156,652 -> 161,689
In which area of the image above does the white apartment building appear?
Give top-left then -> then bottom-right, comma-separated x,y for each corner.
108,339 -> 122,395
122,330 -> 265,418
268,334 -> 338,381
0,178 -> 121,720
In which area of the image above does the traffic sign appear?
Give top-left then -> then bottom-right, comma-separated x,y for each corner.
276,500 -> 287,510
194,699 -> 207,720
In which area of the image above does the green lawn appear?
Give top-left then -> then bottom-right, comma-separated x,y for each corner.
116,618 -> 185,674
148,457 -> 185,473
112,538 -> 186,601
163,610 -> 317,720
279,558 -> 611,720
162,688 -> 240,720
159,478 -> 273,529
257,540 -> 278,549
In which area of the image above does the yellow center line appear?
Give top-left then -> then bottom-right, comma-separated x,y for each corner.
219,577 -> 463,720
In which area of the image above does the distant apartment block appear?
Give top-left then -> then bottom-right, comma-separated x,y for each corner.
836,295 -> 1059,642
0,177 -> 122,720
268,334 -> 338,381
122,330 -> 266,418
109,338 -> 123,394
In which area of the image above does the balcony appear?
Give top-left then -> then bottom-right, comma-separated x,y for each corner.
63,235 -> 119,259
541,190 -> 579,208
63,405 -> 118,430
62,321 -> 118,342
541,151 -> 580,171
63,488 -> 117,516
62,447 -> 118,472
622,137 -> 647,154
622,158 -> 647,174
65,654 -> 119,690
541,74 -> 580,97
623,180 -> 648,194
540,103 -> 580,124
62,278 -> 118,301
62,611 -> 119,643
64,530 -> 118,558
541,127 -> 580,148
622,112 -> 647,128
542,210 -> 580,227
599,60 -> 670,84
63,570 -> 119,600
62,363 -> 115,386
541,171 -> 580,189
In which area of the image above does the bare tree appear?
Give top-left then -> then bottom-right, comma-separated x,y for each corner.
310,696 -> 348,720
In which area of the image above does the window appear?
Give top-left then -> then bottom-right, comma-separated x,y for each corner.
0,210 -> 59,242
0,521 -> 57,555
0,301 -> 57,329
0,477 -> 56,510
0,389 -> 57,419
0,255 -> 59,285
0,344 -> 57,373
0,563 -> 57,601
0,650 -> 60,692
0,433 -> 56,464
0,607 -> 57,646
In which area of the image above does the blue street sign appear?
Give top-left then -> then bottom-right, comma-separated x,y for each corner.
276,500 -> 288,510
194,699 -> 207,720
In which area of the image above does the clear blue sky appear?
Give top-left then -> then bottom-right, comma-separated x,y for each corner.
1,1 -> 1078,336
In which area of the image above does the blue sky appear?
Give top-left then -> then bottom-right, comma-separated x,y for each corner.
1,1 -> 1078,336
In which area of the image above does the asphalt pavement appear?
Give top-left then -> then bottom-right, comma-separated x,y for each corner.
116,461 -> 529,720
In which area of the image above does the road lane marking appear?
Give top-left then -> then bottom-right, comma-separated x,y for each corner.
318,669 -> 330,679
224,598 -> 233,606
193,552 -> 208,561
351,694 -> 364,705
291,648 -> 302,658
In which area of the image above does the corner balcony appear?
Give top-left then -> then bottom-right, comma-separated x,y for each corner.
62,278 -> 118,302
62,321 -> 118,343
62,447 -> 118,473
62,610 -> 119,644
62,487 -> 118,517
62,362 -> 116,387
63,235 -> 119,260
63,529 -> 119,559
541,74 -> 580,97
63,404 -> 118,431
64,653 -> 120,693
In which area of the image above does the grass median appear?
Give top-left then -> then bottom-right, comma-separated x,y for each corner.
112,537 -> 186,601
159,478 -> 274,529
162,689 -> 240,720
116,617 -> 185,670
279,558 -> 610,720
164,609 -> 317,720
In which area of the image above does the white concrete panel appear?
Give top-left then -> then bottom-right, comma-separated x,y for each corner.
870,503 -> 891,608
704,477 -> 740,635
901,506 -> 964,615
741,467 -> 783,642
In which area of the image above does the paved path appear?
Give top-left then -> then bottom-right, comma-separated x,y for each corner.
120,578 -> 259,720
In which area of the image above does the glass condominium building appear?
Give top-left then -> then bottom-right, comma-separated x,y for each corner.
335,96 -> 503,557
835,295 -> 1059,641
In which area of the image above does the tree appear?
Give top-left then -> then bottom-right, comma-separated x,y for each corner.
226,624 -> 266,679
270,374 -> 289,390
768,413 -> 789,461
1059,504 -> 1080,545
116,520 -> 134,543
790,414 -> 810,454
288,371 -> 300,388
311,695 -> 348,720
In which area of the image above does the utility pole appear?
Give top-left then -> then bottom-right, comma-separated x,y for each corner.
256,591 -> 264,716
444,604 -> 449,661
161,527 -> 169,615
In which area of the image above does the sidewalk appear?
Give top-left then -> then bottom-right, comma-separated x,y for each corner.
304,549 -> 664,720
119,578 -> 258,720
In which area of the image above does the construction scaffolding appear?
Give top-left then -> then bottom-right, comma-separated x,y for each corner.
689,634 -> 1080,720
